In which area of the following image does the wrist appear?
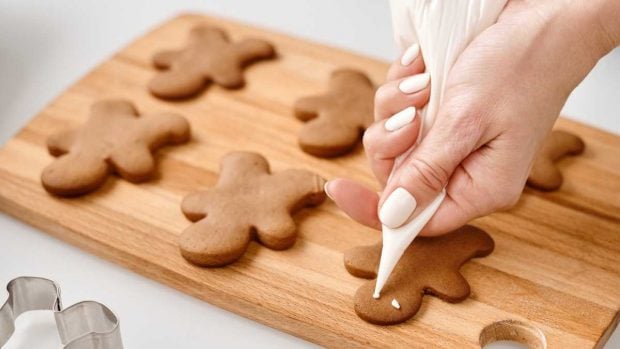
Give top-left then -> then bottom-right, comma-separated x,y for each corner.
524,0 -> 614,92
568,0 -> 620,56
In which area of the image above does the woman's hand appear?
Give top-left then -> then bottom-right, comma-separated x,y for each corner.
325,0 -> 619,235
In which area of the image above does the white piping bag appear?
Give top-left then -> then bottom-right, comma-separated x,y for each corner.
373,0 -> 508,299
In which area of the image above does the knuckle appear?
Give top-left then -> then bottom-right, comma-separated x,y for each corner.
362,128 -> 376,152
401,157 -> 449,193
374,84 -> 390,108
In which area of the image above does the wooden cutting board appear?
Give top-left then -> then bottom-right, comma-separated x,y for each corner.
0,13 -> 618,348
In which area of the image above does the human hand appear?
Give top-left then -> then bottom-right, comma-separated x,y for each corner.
325,0 -> 618,235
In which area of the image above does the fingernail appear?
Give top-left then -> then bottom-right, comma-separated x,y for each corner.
379,187 -> 417,228
399,73 -> 430,94
385,106 -> 416,132
400,44 -> 420,66
324,181 -> 334,200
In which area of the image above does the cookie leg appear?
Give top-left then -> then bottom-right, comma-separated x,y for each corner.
210,68 -> 245,89
344,244 -> 381,279
298,115 -> 361,157
293,95 -> 329,121
424,272 -> 471,303
140,113 -> 191,146
181,191 -> 209,221
152,49 -> 182,69
254,213 -> 297,250
149,69 -> 205,99
109,146 -> 155,182
179,218 -> 252,267
41,153 -> 110,196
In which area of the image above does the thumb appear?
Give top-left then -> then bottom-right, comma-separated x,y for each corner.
378,120 -> 478,229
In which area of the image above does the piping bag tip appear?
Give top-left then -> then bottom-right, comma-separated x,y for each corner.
373,189 -> 447,299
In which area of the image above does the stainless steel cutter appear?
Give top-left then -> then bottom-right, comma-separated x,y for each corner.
0,276 -> 123,349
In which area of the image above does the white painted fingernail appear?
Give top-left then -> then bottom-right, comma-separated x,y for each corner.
399,73 -> 430,94
385,106 -> 416,132
324,181 -> 334,200
379,187 -> 417,228
400,44 -> 420,66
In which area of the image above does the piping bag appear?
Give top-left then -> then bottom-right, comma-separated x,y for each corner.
373,0 -> 508,299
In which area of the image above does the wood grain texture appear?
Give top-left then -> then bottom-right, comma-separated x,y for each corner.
0,13 -> 618,348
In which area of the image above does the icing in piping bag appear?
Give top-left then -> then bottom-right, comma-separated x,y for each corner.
373,0 -> 508,299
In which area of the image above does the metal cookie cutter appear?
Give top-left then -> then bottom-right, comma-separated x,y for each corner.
0,276 -> 123,349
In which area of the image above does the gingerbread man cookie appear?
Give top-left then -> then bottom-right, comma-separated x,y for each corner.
180,151 -> 326,267
344,225 -> 494,325
527,130 -> 585,191
42,99 -> 190,196
294,69 -> 375,157
149,25 -> 276,99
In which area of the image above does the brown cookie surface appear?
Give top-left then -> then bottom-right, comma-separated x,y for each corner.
527,130 -> 585,191
180,151 -> 326,267
42,99 -> 190,196
149,25 -> 275,99
344,225 -> 494,325
294,69 -> 375,157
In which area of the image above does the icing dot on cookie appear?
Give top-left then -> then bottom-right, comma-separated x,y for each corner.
391,299 -> 401,310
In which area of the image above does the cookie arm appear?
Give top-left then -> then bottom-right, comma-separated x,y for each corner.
91,99 -> 138,117
275,169 -> 326,211
47,129 -> 77,156
109,146 -> 155,182
152,50 -> 182,69
328,69 -> 373,92
233,39 -> 275,63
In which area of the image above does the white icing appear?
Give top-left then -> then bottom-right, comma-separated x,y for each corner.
373,0 -> 508,300
391,299 -> 401,310
373,292 -> 380,299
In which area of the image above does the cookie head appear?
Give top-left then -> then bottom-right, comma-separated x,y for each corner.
149,25 -> 276,99
293,68 -> 375,157
344,225 -> 494,325
179,151 -> 326,267
41,99 -> 190,196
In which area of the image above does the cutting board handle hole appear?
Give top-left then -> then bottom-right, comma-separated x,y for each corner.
479,319 -> 546,349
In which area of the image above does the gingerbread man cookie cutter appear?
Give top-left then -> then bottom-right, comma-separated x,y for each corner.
0,276 -> 123,349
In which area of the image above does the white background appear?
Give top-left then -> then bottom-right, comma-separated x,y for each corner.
0,1 -> 618,348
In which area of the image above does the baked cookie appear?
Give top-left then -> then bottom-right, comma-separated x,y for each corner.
527,130 -> 585,191
180,151 -> 326,267
42,99 -> 190,196
344,225 -> 494,325
149,25 -> 276,99
294,69 -> 375,157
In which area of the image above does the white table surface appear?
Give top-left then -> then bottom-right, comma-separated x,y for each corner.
0,1 -> 618,348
